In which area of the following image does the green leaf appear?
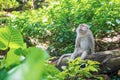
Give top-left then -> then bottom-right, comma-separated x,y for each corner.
6,47 -> 49,80
26,47 -> 49,63
0,26 -> 25,49
14,48 -> 26,56
5,49 -> 21,67
0,41 -> 6,50
0,68 -> 8,80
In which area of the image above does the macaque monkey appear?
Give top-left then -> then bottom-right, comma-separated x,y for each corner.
57,23 -> 95,66
71,23 -> 95,59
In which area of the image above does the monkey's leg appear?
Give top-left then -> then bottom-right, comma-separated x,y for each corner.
80,51 -> 88,60
57,54 -> 71,66
71,53 -> 76,59
71,48 -> 83,59
71,49 -> 78,59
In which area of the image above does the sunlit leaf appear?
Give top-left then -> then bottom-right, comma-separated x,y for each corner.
5,49 -> 21,67
6,47 -> 49,80
0,26 -> 25,49
0,41 -> 6,50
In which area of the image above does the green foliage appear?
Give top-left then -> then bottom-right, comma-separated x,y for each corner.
0,26 -> 26,68
2,0 -> 120,55
0,26 -> 24,69
0,47 -> 60,80
5,47 -> 49,80
0,26 -> 102,80
0,0 -> 19,10
49,58 -> 102,80
0,1 -> 119,79
0,26 -> 25,50
0,26 -> 59,80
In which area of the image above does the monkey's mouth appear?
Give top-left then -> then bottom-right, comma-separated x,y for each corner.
80,29 -> 85,31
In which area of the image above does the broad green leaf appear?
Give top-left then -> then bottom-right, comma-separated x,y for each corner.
0,26 -> 25,49
0,41 -> 6,50
5,49 -> 21,67
0,68 -> 8,80
14,48 -> 27,56
6,47 -> 49,80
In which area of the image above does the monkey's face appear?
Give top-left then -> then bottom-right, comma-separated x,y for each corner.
78,24 -> 88,33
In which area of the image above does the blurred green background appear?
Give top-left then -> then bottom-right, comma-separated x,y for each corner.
0,0 -> 120,55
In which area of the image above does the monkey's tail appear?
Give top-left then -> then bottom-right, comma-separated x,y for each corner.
57,54 -> 71,66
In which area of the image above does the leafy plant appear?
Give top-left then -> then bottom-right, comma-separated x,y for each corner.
0,26 -> 26,68
53,58 -> 102,80
5,47 -> 49,80
0,26 -> 25,50
1,0 -> 120,55
0,0 -> 19,10
0,26 -> 60,80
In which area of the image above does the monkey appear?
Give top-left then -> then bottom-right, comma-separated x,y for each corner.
57,23 -> 95,65
71,23 -> 95,60
57,23 -> 95,66
56,23 -> 113,67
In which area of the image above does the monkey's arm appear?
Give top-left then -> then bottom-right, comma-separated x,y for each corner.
74,37 -> 80,53
80,51 -> 88,60
57,54 -> 71,66
71,38 -> 80,59
88,33 -> 95,54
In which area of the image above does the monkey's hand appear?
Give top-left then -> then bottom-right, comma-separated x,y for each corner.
71,53 -> 75,60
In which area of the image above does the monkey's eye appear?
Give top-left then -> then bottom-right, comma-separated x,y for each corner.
83,26 -> 88,30
80,27 -> 86,31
